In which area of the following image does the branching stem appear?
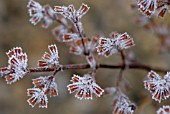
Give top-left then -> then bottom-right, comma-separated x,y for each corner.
1,63 -> 167,77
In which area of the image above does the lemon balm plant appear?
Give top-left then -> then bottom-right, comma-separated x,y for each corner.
1,0 -> 170,114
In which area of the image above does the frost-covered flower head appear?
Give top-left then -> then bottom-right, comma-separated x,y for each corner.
32,76 -> 58,97
38,44 -> 59,68
54,3 -> 90,23
27,88 -> 48,108
27,75 -> 58,108
1,47 -> 28,84
157,105 -> 170,114
69,36 -> 99,55
97,32 -> 135,57
27,0 -> 57,28
144,70 -> 170,103
137,0 -> 157,17
27,0 -> 43,25
67,74 -> 104,100
137,0 -> 170,18
112,91 -> 136,114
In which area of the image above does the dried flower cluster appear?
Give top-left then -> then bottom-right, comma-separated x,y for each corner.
67,74 -> 104,100
137,0 -> 170,18
112,91 -> 136,114
1,47 -> 28,84
97,32 -> 135,57
54,3 -> 90,24
27,76 -> 58,108
27,0 -> 57,28
38,44 -> 59,68
144,71 -> 170,103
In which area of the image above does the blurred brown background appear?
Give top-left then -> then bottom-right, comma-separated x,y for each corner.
0,0 -> 170,114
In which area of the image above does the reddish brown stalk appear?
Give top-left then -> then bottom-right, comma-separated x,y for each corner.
74,22 -> 89,55
1,62 -> 167,77
28,63 -> 168,73
116,51 -> 126,86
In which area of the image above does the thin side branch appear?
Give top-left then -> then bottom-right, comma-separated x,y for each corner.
74,22 -> 89,55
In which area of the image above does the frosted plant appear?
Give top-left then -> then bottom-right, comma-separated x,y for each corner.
1,0 -> 170,113
27,0 -> 43,25
157,105 -> 170,114
69,37 -> 98,55
112,91 -> 136,114
27,88 -> 48,108
54,3 -> 90,23
38,44 -> 59,68
63,33 -> 80,42
137,0 -> 170,18
27,75 -> 58,108
32,76 -> 58,97
27,0 -> 57,28
67,74 -> 104,100
97,32 -> 135,57
52,24 -> 69,42
155,2 -> 169,18
1,47 -> 28,84
41,5 -> 57,28
144,70 -> 170,103
86,53 -> 96,69
137,0 -> 157,17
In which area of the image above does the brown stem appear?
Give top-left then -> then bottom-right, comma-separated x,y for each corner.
116,51 -> 126,86
1,63 -> 168,77
74,22 -> 89,55
120,51 -> 126,69
26,63 -> 169,73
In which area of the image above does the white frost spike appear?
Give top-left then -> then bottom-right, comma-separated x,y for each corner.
67,74 -> 104,100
